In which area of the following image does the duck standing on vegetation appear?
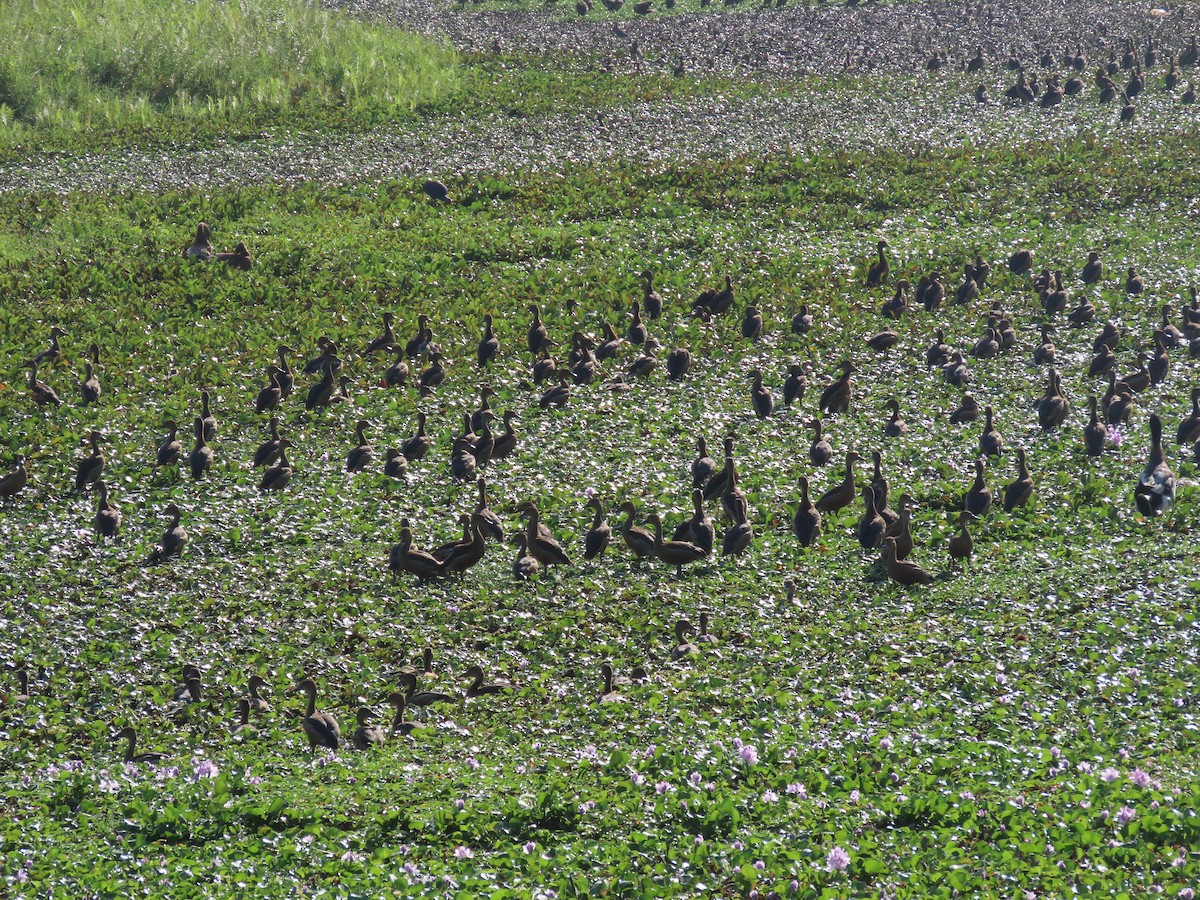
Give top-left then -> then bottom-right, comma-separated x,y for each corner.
881,536 -> 934,586
749,369 -> 774,419
519,502 -> 571,567
947,512 -> 975,563
189,416 -> 213,480
464,665 -> 513,698
1135,413 -> 1175,516
646,512 -> 708,576
389,524 -> 444,581
866,240 -> 890,285
153,503 -> 188,559
27,359 -> 61,408
260,439 -> 295,491
94,480 -> 121,539
0,456 -> 28,500
816,451 -> 860,515
583,496 -> 612,561
345,419 -> 374,473
291,678 -> 340,751
792,476 -> 821,547
1003,449 -> 1034,512
183,223 -> 213,260
79,361 -> 101,405
674,489 -> 715,556
819,360 -> 854,416
75,430 -> 106,492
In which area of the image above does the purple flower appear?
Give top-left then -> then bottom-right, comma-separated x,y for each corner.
738,745 -> 759,766
630,772 -> 645,787
786,783 -> 807,797
1130,769 -> 1151,788
827,846 -> 851,873
466,757 -> 480,771
1101,767 -> 1120,783
879,736 -> 894,751
1107,425 -> 1123,446
523,841 -> 536,854
762,790 -> 779,803
694,835 -> 704,845
454,799 -> 465,810
753,860 -> 765,871
1179,889 -> 1194,900
1117,805 -> 1136,826
655,781 -> 670,794
403,862 -> 419,877
848,790 -> 860,803
689,772 -> 702,786
1050,746 -> 1061,759
454,846 -> 473,860
192,759 -> 219,780
341,850 -> 365,863
732,841 -> 745,851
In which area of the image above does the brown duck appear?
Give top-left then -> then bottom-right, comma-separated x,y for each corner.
792,476 -> 821,547
583,496 -> 612,560
816,451 -> 860,514
1002,448 -> 1034,512
646,512 -> 708,576
291,678 -> 340,751
881,536 -> 934,586
818,360 -> 854,415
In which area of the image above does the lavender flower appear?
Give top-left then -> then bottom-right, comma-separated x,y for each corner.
1130,769 -> 1151,788
827,846 -> 851,873
1101,767 -> 1120,783
738,744 -> 759,766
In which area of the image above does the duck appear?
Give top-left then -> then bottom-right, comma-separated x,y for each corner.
432,514 -> 473,563
883,398 -> 906,437
598,663 -> 625,704
866,240 -> 890,286
345,419 -> 374,473
1033,324 -> 1056,366
156,421 -> 182,467
154,503 -> 188,559
718,441 -> 748,524
189,416 -> 213,480
364,312 -> 397,356
291,678 -> 340,751
882,493 -> 915,560
274,346 -> 296,398
922,273 -> 946,311
964,458 -> 992,518
641,270 -> 663,319
583,496 -> 612,560
702,436 -> 738,501
398,671 -> 455,708
1080,250 -> 1104,284
1176,387 -> 1200,444
865,327 -> 899,352
199,389 -> 217,441
818,360 -> 854,415
1125,266 -> 1145,294
971,327 -> 1000,359
942,351 -> 971,387
491,411 -> 520,459
417,350 -> 448,395
949,393 -> 980,425
626,340 -> 658,379
387,693 -> 420,736
248,674 -> 271,713
749,369 -> 774,418
721,495 -> 753,556
527,304 -> 550,356
1008,248 -> 1033,275
816,451 -> 860,514
383,348 -> 410,388
351,708 -> 387,750
388,525 -> 444,580
464,665 -> 513,698
646,512 -> 708,576
79,362 -> 101,405
26,359 -> 61,407
1003,448 -> 1034,512
512,534 -> 541,580
856,485 -> 887,550
255,368 -> 282,413
869,451 -> 897,526
671,620 -> 700,660
980,406 -> 1003,457
1067,297 -> 1096,327
709,275 -> 736,317
405,315 -> 433,360
627,301 -> 649,346
539,372 -> 572,408
183,222 -> 213,260
595,322 -> 623,361
691,437 -> 717,488
616,500 -> 657,560
1093,321 -> 1121,353
231,699 -> 258,740
881,536 -> 934,586
0,455 -> 28,500
1083,396 -> 1107,457
1149,332 -> 1171,385
94,480 -> 121,539
116,725 -> 167,763
673,489 -> 715,555
947,512 -> 975,563
955,266 -> 979,305
215,241 -> 253,270
401,412 -> 433,462
442,514 -> 488,574
1121,354 -> 1152,394
741,305 -> 764,342
304,357 -> 338,410
383,448 -> 408,480
925,329 -> 951,367
1135,413 -> 1175,516
1088,343 -> 1116,378
473,478 -> 505,542
881,280 -> 909,318
252,416 -> 283,468
791,304 -> 813,334
792,476 -> 822,547
519,502 -> 571,566
259,440 -> 295,491
75,430 -> 105,491
1037,368 -> 1070,430
1160,305 -> 1186,349
783,365 -> 807,407
665,346 -> 691,381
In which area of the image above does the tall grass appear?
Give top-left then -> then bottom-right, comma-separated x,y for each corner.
0,0 -> 458,136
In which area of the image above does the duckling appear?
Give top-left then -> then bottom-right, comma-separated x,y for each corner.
94,480 -> 120,539
818,360 -> 854,416
1033,324 -> 1056,366
153,503 -> 188,559
807,418 -> 833,467
880,536 -> 934,586
1135,413 -> 1175,516
401,412 -> 433,462
949,393 -> 980,425
791,304 -> 813,334
671,620 -> 700,660
583,496 -> 612,561
364,312 -> 397,356
79,362 -> 101,405
857,485 -> 887,550
75,430 -> 105,491
26,359 -> 61,407
1080,250 -> 1104,284
189,416 -> 213,480
741,305 -> 764,342
866,240 -> 890,286
1084,395 -> 1107,457
964,458 -> 992,518
883,398 -> 906,437
388,525 -> 444,581
1125,266 -> 1144,294
749,369 -> 774,419
1002,448 -> 1034,512
0,455 -> 28,500
980,406 -> 1003,457
816,451 -> 860,514
617,500 -> 656,560
721,495 -> 754,556
947,511 -> 975,563
260,440 -> 295,491
519,503 -> 571,566
1037,368 -> 1070,430
345,419 -> 374,473
290,678 -> 340,751
646,512 -> 708,576
865,327 -> 899,352
116,725 -> 167,764
691,437 -> 717,488
464,665 -> 513,698
156,420 -> 182,468
598,663 -> 625,704
792,476 -> 821,547
183,222 -> 213,260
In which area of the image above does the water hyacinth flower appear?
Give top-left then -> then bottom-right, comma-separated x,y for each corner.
1101,767 -> 1120,784
1107,425 -> 1123,446
762,790 -> 779,803
523,841 -> 536,854
192,758 -> 219,781
1116,805 -> 1136,826
738,744 -> 759,766
827,846 -> 851,873
341,850 -> 366,863
454,846 -> 473,860
1130,769 -> 1151,788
